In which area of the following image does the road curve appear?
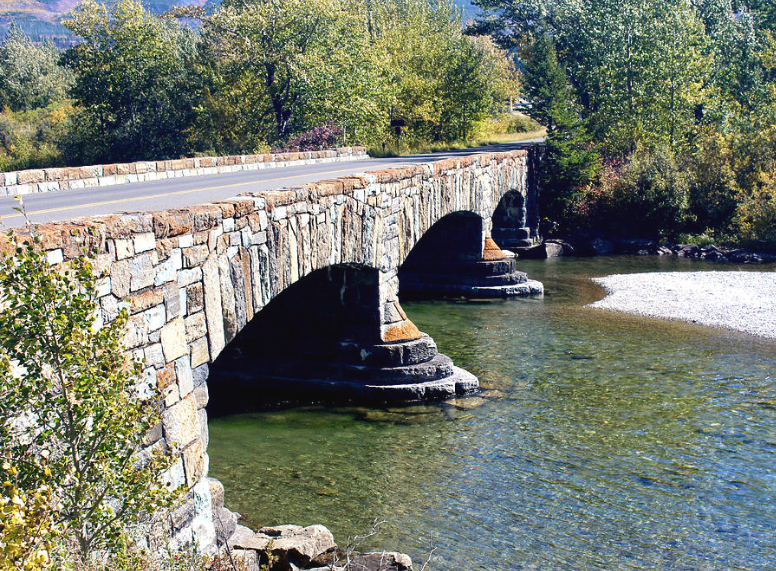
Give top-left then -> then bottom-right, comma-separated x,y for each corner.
0,140 -> 542,229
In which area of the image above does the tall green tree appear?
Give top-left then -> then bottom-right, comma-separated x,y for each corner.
63,0 -> 200,163
202,0 -> 374,142
522,31 -> 600,227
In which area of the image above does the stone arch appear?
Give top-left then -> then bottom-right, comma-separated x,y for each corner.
207,263 -> 380,412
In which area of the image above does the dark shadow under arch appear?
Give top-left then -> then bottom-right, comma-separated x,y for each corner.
207,264 -> 381,414
492,190 -> 532,249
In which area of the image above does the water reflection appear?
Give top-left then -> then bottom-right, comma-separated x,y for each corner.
209,257 -> 776,570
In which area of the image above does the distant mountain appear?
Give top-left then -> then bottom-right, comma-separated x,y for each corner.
0,0 -> 480,46
0,0 -> 212,46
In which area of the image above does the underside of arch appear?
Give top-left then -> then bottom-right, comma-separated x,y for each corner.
398,212 -> 543,298
207,264 -> 478,412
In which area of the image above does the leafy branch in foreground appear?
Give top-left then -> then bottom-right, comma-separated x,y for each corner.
0,229 -> 174,564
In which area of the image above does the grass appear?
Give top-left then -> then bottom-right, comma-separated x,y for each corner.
367,129 -> 546,158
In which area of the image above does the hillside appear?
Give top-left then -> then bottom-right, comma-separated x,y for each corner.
0,0 -> 480,46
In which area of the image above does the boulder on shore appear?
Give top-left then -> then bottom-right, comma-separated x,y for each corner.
223,523 -> 413,571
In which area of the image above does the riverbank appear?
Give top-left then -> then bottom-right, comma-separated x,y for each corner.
530,235 -> 776,264
589,271 -> 776,339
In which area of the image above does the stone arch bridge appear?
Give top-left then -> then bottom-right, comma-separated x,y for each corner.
9,148 -> 542,550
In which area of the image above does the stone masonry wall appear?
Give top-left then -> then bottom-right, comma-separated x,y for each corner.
2,148 -> 534,551
0,147 -> 368,197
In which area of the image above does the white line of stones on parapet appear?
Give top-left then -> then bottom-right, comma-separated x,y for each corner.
0,148 -> 369,197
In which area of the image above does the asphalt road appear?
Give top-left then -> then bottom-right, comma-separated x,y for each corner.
0,140 -> 542,229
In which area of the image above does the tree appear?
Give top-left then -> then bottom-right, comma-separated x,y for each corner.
0,24 -> 73,112
521,31 -> 601,227
202,0 -> 367,142
63,0 -> 200,163
0,228 -> 172,561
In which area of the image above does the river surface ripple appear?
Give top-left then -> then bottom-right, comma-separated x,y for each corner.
209,257 -> 776,570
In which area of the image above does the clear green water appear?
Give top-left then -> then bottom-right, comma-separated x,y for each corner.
208,257 -> 776,570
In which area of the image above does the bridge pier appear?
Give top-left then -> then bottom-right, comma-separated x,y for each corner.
398,213 -> 543,298
207,265 -> 478,410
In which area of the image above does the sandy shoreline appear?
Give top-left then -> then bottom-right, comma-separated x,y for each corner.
588,271 -> 776,339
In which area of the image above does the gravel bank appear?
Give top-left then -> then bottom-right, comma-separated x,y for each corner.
588,271 -> 776,339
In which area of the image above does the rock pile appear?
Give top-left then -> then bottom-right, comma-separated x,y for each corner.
223,523 -> 413,571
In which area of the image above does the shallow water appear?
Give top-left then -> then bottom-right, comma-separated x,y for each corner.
208,257 -> 776,570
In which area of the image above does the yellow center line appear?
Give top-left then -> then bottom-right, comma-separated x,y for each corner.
0,166 -> 368,221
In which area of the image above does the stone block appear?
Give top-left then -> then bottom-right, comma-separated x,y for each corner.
111,260 -> 130,299
178,268 -> 202,288
192,363 -> 209,387
183,244 -> 209,268
144,343 -> 165,368
46,249 -> 64,265
190,337 -> 210,369
179,287 -> 187,317
205,479 -> 224,517
129,253 -> 156,292
17,169 -> 44,185
185,312 -> 207,343
198,408 -> 209,450
156,364 -> 176,391
123,314 -> 149,349
134,232 -> 156,253
154,211 -> 193,238
193,383 -> 209,410
163,458 -> 186,494
130,289 -> 164,314
182,440 -> 206,487
144,304 -> 166,332
202,255 -> 225,359
160,317 -> 188,362
161,394 -> 199,449
141,422 -> 163,447
155,254 -> 178,286
160,283 -> 182,321
175,356 -> 194,397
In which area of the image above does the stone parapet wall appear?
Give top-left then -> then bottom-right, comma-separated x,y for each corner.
2,148 -> 534,552
0,147 -> 368,197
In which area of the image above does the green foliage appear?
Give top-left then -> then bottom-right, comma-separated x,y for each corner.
196,0 -> 512,152
474,0 -> 776,245
610,145 -> 691,238
687,128 -> 739,233
62,0 -> 200,164
0,104 -> 75,172
521,31 -> 601,226
201,0 -> 378,144
0,231 -> 173,561
0,0 -> 517,166
0,25 -> 73,112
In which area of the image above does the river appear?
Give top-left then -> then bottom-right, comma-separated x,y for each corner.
208,256 -> 776,570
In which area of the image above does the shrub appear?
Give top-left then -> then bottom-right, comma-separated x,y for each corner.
734,172 -> 776,247
0,104 -> 74,171
0,227 -> 174,562
278,123 -> 344,152
688,130 -> 739,234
